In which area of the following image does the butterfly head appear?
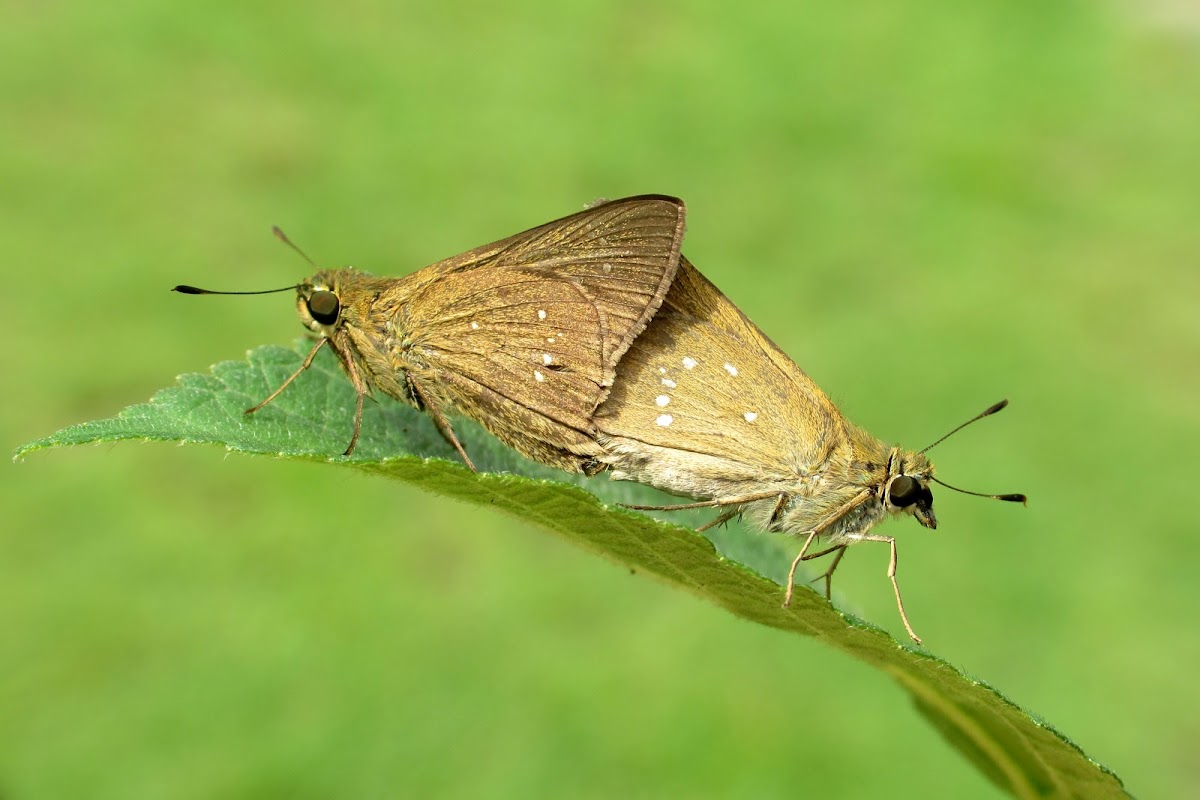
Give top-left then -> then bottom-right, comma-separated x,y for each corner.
883,449 -> 937,530
297,270 -> 345,333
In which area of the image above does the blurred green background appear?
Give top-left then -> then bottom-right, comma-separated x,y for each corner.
4,0 -> 1197,797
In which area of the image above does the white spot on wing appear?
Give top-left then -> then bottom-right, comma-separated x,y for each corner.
658,367 -> 666,374
534,370 -> 545,382
547,337 -> 556,344
470,322 -> 479,330
661,378 -> 677,389
656,414 -> 674,427
744,411 -> 758,422
543,353 -> 553,365
682,357 -> 697,369
655,395 -> 670,407
537,309 -> 547,320
724,363 -> 738,377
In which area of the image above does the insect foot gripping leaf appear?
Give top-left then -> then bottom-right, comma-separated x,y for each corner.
593,257 -> 1025,644
174,195 -> 687,470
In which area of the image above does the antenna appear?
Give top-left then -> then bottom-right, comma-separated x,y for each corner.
172,225 -> 318,295
272,225 -> 319,270
172,284 -> 298,295
919,399 -> 1009,454
929,475 -> 1026,505
918,399 -> 1026,505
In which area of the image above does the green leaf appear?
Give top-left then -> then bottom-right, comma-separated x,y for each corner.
14,341 -> 1127,800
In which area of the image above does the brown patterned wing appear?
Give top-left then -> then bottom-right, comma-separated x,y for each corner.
385,196 -> 686,470
594,257 -> 849,499
412,195 -> 686,379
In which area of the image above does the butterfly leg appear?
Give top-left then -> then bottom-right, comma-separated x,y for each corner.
407,378 -> 477,472
784,529 -> 820,607
695,508 -> 741,533
847,533 -> 921,645
630,492 -> 781,533
623,491 -> 783,512
782,489 -> 872,609
803,545 -> 847,600
339,349 -> 369,457
246,338 -> 327,416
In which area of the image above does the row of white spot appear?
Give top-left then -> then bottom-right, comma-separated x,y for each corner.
653,356 -> 757,427
522,340 -> 763,424
534,311 -> 552,384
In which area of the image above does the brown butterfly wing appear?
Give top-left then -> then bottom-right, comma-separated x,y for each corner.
594,257 -> 850,499
408,195 -> 685,376
385,196 -> 686,470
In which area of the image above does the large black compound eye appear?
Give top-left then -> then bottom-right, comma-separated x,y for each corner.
307,290 -> 340,325
889,476 -> 921,507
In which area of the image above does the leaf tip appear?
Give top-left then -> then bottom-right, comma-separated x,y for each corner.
12,441 -> 43,462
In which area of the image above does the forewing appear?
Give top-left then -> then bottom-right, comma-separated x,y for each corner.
595,258 -> 847,479
400,266 -> 608,438
419,195 -> 686,372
